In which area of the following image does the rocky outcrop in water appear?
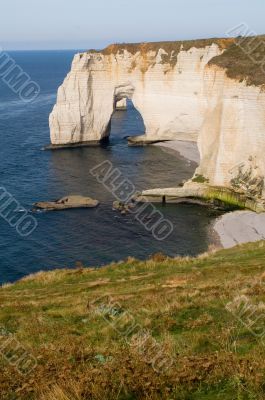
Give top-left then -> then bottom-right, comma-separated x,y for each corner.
138,182 -> 265,213
34,195 -> 99,211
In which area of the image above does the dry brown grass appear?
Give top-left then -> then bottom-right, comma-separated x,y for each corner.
210,35 -> 265,87
88,37 -> 234,73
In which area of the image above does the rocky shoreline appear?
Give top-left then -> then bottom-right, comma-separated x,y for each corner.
155,140 -> 265,248
41,138 -> 265,248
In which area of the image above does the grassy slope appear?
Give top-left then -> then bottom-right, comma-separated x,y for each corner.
209,35 -> 265,87
1,243 -> 265,399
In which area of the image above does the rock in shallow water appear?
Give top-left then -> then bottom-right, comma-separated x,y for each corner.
112,201 -> 135,214
34,195 -> 99,211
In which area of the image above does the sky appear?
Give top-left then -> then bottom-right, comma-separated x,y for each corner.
1,0 -> 265,50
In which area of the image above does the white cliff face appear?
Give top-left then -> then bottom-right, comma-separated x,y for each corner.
49,44 -> 222,145
197,66 -> 265,198
49,42 -> 265,199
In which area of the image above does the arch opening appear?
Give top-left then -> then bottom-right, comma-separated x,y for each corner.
113,83 -> 134,111
110,98 -> 146,143
100,83 -> 146,144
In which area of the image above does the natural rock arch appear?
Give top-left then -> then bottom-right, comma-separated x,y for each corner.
49,40 -> 265,197
49,44 -> 220,146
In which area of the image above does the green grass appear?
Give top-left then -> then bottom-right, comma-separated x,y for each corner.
1,243 -> 265,399
192,174 -> 209,184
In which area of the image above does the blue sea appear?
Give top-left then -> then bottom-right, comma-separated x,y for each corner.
0,51 -> 219,284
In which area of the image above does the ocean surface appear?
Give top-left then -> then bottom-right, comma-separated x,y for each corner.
0,51 -> 219,284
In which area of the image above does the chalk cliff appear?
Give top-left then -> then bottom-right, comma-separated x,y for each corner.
49,37 -> 265,203
197,65 -> 265,199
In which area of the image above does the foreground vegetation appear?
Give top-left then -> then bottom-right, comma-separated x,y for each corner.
1,242 -> 265,399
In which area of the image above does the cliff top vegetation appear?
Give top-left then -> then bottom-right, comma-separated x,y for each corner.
88,37 -> 233,68
89,37 -> 232,56
209,35 -> 265,87
88,35 -> 265,87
